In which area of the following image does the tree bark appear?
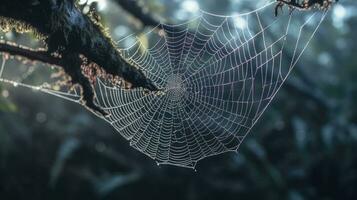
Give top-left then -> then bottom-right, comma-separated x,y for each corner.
0,0 -> 158,116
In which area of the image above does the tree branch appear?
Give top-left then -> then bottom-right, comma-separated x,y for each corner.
0,0 -> 158,116
0,41 -> 61,66
113,0 -> 160,27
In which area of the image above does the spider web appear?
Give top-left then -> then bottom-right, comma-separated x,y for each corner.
0,1 -> 328,168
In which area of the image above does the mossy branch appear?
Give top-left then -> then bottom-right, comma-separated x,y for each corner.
0,42 -> 61,66
0,0 -> 157,116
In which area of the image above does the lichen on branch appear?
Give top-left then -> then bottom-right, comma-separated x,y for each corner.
275,0 -> 339,16
0,0 -> 158,116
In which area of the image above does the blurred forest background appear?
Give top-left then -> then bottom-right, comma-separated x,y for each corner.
1,0 -> 357,200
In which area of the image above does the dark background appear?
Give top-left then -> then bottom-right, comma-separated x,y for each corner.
0,0 -> 357,199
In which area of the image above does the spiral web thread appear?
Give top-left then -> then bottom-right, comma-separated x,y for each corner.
0,2 -> 327,168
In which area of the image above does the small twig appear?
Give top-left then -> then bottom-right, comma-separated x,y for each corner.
113,0 -> 182,34
114,0 -> 160,27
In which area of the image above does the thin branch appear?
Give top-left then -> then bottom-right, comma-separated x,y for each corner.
113,0 -> 160,27
0,41 -> 61,66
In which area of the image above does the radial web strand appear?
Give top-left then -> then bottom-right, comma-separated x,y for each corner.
0,2 -> 328,168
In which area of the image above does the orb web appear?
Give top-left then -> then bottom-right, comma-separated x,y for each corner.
0,1 -> 328,168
